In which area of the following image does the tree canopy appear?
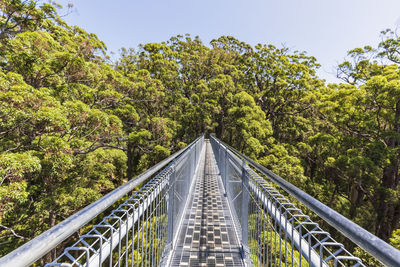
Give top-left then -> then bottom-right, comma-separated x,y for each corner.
0,1 -> 399,265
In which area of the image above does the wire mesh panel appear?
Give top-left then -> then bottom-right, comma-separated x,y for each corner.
172,150 -> 193,237
227,158 -> 243,229
212,143 -> 241,226
45,136 -> 204,267
45,169 -> 171,267
210,136 -> 365,267
244,167 -> 365,267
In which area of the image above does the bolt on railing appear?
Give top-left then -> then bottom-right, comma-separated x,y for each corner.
210,135 -> 400,267
0,135 -> 204,267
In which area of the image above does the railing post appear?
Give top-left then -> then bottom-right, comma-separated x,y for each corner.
219,142 -> 222,167
194,142 -> 197,169
223,146 -> 228,195
192,146 -> 195,176
188,147 -> 193,194
240,159 -> 250,263
190,146 -> 194,191
217,140 -> 220,165
166,161 -> 176,249
218,142 -> 222,174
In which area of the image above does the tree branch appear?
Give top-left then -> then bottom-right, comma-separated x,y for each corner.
0,224 -> 26,240
73,143 -> 127,155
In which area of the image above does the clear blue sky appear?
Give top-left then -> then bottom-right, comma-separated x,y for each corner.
58,0 -> 400,83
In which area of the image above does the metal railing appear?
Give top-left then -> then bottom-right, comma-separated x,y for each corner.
3,134 -> 399,267
210,135 -> 400,267
0,135 -> 204,267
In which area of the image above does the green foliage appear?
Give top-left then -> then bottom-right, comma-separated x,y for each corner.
248,213 -> 308,267
389,229 -> 400,249
1,1 -> 399,263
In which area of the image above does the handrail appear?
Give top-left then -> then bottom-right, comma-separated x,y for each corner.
0,136 -> 203,267
211,135 -> 400,267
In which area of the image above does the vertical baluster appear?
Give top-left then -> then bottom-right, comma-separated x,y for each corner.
167,161 -> 176,251
151,185 -> 155,267
241,160 -> 250,264
140,194 -> 145,267
224,147 -> 228,195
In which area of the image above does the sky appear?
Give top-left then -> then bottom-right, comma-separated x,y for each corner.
57,0 -> 400,83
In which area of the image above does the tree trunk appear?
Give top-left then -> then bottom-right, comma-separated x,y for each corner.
41,211 -> 57,264
349,183 -> 363,220
304,157 -> 316,181
215,115 -> 223,138
127,143 -> 134,180
375,159 -> 399,240
50,212 -> 57,260
375,101 -> 400,240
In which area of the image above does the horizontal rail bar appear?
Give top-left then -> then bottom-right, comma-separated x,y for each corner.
0,136 -> 202,267
212,135 -> 400,267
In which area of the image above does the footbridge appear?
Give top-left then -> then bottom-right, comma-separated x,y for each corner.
1,136 -> 400,266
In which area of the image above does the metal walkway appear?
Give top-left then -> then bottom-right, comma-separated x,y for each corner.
170,141 -> 243,267
2,135 -> 400,267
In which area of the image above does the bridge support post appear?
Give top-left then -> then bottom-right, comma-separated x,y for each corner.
223,146 -> 228,195
191,146 -> 195,187
217,140 -> 221,166
166,161 -> 176,250
194,144 -> 197,173
240,159 -> 250,264
218,142 -> 222,174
